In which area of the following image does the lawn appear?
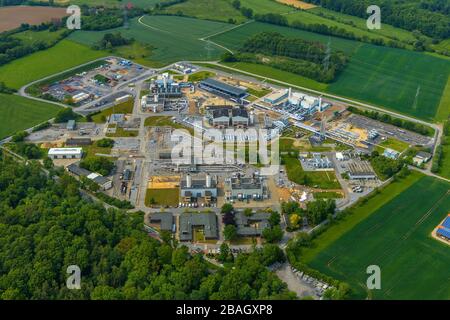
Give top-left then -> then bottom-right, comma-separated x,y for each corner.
283,155 -> 341,189
313,192 -> 344,199
328,44 -> 450,121
0,40 -> 107,89
91,100 -> 135,123
144,116 -> 194,135
375,138 -> 410,154
145,188 -> 179,207
106,128 -> 139,138
304,174 -> 450,299
82,144 -> 112,159
69,16 -> 232,66
0,94 -> 62,139
160,0 -> 246,23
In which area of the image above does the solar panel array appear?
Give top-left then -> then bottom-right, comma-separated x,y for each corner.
437,215 -> 450,240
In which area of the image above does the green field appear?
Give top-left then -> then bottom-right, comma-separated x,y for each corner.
161,0 -> 246,23
211,21 -> 360,55
240,0 -> 292,14
145,188 -> 180,207
69,16 -> 232,66
38,0 -> 162,8
436,76 -> 450,122
305,174 -> 450,299
375,138 -> 410,154
12,29 -> 67,45
0,40 -> 107,89
328,44 -> 450,121
0,94 -> 62,139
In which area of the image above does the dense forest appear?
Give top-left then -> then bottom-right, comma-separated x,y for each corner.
226,32 -> 347,83
300,0 -> 450,39
0,156 -> 294,300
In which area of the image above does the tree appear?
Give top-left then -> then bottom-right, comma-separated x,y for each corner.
223,225 -> 237,241
231,0 -> 240,10
243,208 -> 253,217
289,214 -> 301,229
262,225 -> 283,243
217,243 -> 233,263
96,138 -> 115,148
261,244 -> 285,266
221,203 -> 234,214
80,157 -> 115,176
54,108 -> 79,123
268,211 -> 281,227
11,131 -> 29,142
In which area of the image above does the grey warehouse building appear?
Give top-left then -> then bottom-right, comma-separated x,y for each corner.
148,212 -> 175,232
179,213 -> 218,241
235,211 -> 270,237
225,176 -> 264,201
199,78 -> 248,103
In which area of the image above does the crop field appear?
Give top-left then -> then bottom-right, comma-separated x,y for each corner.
69,16 -> 232,66
436,76 -> 450,122
0,94 -> 62,139
240,0 -> 293,15
0,6 -> 67,32
328,44 -> 450,121
161,0 -> 246,23
0,40 -> 107,89
305,175 -> 450,299
37,0 -> 162,8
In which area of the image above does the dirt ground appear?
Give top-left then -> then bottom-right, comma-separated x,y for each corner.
148,175 -> 180,189
0,6 -> 67,32
276,0 -> 317,9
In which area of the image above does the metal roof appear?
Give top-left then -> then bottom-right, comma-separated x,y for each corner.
48,148 -> 83,155
149,212 -> 174,231
200,78 -> 247,97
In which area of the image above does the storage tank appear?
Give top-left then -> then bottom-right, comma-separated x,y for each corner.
186,174 -> 192,188
206,173 -> 212,188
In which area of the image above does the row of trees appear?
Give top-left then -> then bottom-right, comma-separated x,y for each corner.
0,156 -> 294,299
92,32 -> 133,51
431,119 -> 449,173
80,6 -> 145,31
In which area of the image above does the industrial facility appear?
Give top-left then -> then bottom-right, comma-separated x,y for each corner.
199,78 -> 248,103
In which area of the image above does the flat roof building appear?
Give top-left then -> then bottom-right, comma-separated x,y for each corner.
199,78 -> 247,102
413,151 -> 432,166
225,176 -> 264,201
48,148 -> 83,159
67,120 -> 76,131
180,173 -> 217,203
179,212 -> 218,241
347,160 -> 376,180
65,138 -> 92,146
149,212 -> 175,232
235,211 -> 270,237
66,162 -> 113,190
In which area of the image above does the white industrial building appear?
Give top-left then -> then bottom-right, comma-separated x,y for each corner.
48,148 -> 83,159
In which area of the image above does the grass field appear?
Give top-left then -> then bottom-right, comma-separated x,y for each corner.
145,188 -> 179,207
375,138 -> 410,154
0,94 -> 62,139
328,44 -> 450,121
283,155 -> 341,189
222,61 -> 329,91
69,16 -> 232,66
187,71 -> 216,82
0,40 -> 107,89
240,0 -> 292,14
12,29 -> 67,45
304,174 -> 450,299
144,116 -> 194,135
160,0 -> 246,23
436,76 -> 450,122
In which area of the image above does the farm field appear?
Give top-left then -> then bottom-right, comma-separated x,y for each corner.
0,6 -> 67,32
436,76 -> 450,122
69,16 -> 232,66
36,0 -> 162,8
160,0 -> 246,23
0,40 -> 107,89
328,44 -> 450,121
211,21 -> 360,55
305,174 -> 450,299
0,94 -> 62,139
12,29 -> 67,45
222,62 -> 329,91
276,0 -> 316,10
240,0 -> 292,14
